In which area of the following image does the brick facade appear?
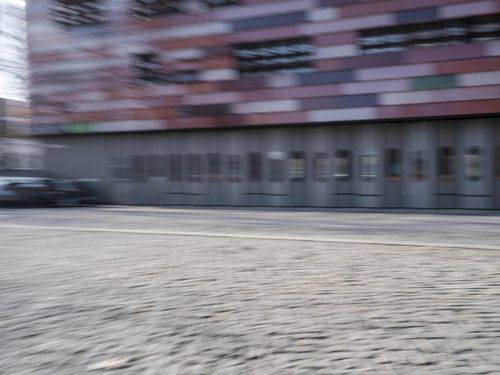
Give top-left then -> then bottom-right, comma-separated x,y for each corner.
27,0 -> 500,135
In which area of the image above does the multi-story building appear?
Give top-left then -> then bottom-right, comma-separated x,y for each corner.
27,0 -> 500,208
1,0 -> 43,175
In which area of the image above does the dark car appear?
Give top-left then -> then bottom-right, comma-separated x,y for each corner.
0,177 -> 54,207
0,177 -> 101,207
43,179 -> 101,206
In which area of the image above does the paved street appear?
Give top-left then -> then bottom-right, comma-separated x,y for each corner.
0,207 -> 499,374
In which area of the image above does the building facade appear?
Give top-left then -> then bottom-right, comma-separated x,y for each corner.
27,0 -> 500,208
1,1 -> 43,175
0,0 -> 27,101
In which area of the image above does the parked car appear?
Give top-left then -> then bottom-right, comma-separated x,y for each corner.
0,177 -> 54,207
0,177 -> 101,207
43,179 -> 100,206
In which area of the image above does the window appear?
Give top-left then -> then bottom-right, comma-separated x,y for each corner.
464,147 -> 482,181
143,155 -> 164,178
334,150 -> 350,180
130,155 -> 146,180
168,154 -> 183,181
131,0 -> 184,19
227,155 -> 242,182
289,151 -> 306,181
111,156 -> 131,180
386,148 -> 402,179
313,152 -> 329,182
247,152 -> 262,182
53,0 -> 104,27
438,147 -> 456,179
208,153 -> 221,182
187,154 -> 203,182
412,150 -> 426,181
134,53 -> 162,84
360,153 -> 377,180
359,14 -> 500,54
164,71 -> 198,84
234,38 -> 314,77
470,14 -> 500,42
268,151 -> 286,182
203,0 -> 238,8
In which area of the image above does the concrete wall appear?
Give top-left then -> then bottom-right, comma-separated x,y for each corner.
41,118 -> 500,209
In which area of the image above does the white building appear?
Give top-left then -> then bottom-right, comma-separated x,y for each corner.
0,0 -> 26,101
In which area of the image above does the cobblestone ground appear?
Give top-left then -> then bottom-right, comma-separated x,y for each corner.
1,215 -> 500,374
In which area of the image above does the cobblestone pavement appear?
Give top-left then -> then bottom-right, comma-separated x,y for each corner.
0,209 -> 499,374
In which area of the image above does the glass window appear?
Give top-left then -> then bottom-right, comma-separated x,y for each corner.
168,154 -> 183,181
247,152 -> 262,182
385,148 -> 402,179
470,14 -> 500,42
359,14 -> 499,54
53,0 -> 104,27
134,53 -> 162,84
111,155 -> 130,180
234,38 -> 313,77
227,155 -> 242,183
360,153 -> 377,180
313,152 -> 329,182
131,0 -> 184,18
412,150 -> 426,181
289,151 -> 306,181
208,153 -> 221,182
187,154 -> 203,182
268,151 -> 286,182
203,0 -> 238,8
334,150 -> 350,180
438,147 -> 456,179
464,147 -> 482,181
130,155 -> 146,180
141,155 -> 164,178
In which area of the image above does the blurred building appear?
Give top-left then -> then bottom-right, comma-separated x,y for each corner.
1,0 -> 43,176
27,0 -> 500,208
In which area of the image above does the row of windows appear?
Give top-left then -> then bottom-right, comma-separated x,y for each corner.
133,17 -> 499,81
53,0 -> 238,27
234,38 -> 314,77
360,14 -> 500,54
112,148 -> 500,183
133,37 -> 315,83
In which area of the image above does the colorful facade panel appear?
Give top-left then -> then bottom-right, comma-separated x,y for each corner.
27,0 -> 500,135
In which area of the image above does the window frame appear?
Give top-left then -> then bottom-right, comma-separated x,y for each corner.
202,0 -> 239,9
168,154 -> 183,182
312,152 -> 330,182
334,150 -> 351,181
207,153 -> 222,182
289,151 -> 306,181
234,38 -> 314,77
359,152 -> 378,181
187,153 -> 204,182
437,146 -> 456,180
464,146 -> 483,181
130,0 -> 185,19
226,154 -> 242,183
385,148 -> 402,180
247,152 -> 262,183
411,150 -> 426,181
268,151 -> 286,183
53,0 -> 105,28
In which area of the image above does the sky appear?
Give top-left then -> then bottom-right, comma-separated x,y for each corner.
3,0 -> 25,7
